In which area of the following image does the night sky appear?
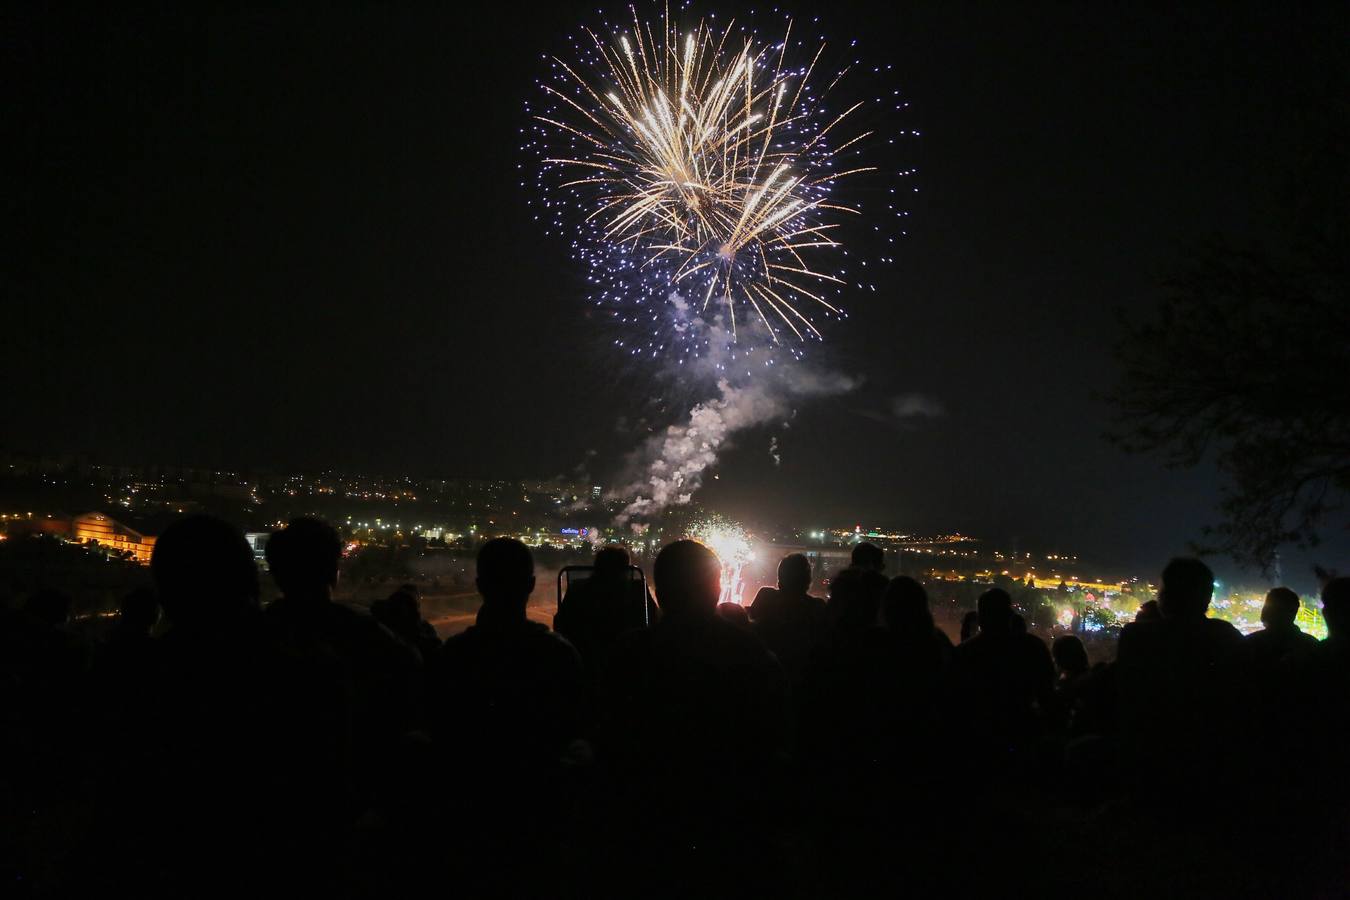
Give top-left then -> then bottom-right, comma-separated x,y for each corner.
7,2 -> 1346,574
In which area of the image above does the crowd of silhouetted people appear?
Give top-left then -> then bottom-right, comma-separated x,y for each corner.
2,516 -> 1347,898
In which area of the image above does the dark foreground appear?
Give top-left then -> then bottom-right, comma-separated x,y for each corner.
2,521 -> 1347,899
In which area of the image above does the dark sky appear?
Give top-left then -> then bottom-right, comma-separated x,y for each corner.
7,2 -> 1346,575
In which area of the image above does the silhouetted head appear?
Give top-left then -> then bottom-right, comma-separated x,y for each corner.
717,602 -> 750,627
389,587 -> 421,616
1135,599 -> 1162,623
152,515 -> 259,628
882,576 -> 933,635
960,610 -> 980,642
476,538 -> 535,611
1322,577 -> 1350,640
1052,635 -> 1090,677
1158,558 -> 1214,619
593,545 -> 631,579
851,542 -> 885,573
777,553 -> 812,595
1010,612 -> 1027,634
1261,587 -> 1301,629
24,589 -> 72,628
118,587 -> 159,633
266,518 -> 342,601
977,588 -> 1014,635
653,540 -> 721,619
828,566 -> 886,629
373,588 -> 421,637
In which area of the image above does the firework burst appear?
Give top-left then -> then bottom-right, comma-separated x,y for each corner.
526,4 -> 908,367
689,516 -> 754,605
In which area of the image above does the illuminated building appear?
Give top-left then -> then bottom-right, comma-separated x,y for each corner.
244,532 -> 270,560
72,511 -> 160,563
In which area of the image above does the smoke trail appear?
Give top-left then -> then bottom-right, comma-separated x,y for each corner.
613,361 -> 859,523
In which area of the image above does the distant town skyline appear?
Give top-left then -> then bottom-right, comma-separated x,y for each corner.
0,446 -> 1335,596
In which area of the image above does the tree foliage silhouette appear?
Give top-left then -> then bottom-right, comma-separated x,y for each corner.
1109,117 -> 1349,569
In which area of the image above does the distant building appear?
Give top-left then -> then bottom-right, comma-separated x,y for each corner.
1,514 -> 72,540
72,511 -> 166,564
591,485 -> 603,500
244,532 -> 270,560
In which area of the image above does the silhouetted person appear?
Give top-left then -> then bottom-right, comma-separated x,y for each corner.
422,539 -> 587,892
880,577 -> 955,674
882,576 -> 935,635
2,589 -> 86,690
372,586 -> 441,662
717,600 -> 751,626
1286,578 -> 1350,776
851,540 -> 886,573
948,588 -> 1056,761
877,576 -> 952,761
749,553 -> 829,687
882,574 -> 953,657
799,567 -> 894,769
1306,577 -> 1350,888
1245,586 -> 1317,664
265,517 -> 420,805
429,539 -> 583,766
1135,598 -> 1162,622
23,587 -> 74,629
0,588 -> 89,817
91,588 -> 160,750
553,545 -> 656,673
1115,557 -> 1243,809
138,515 -> 351,894
1322,576 -> 1350,647
602,540 -> 788,857
825,564 -> 887,629
1238,586 -> 1321,837
114,586 -> 158,637
960,610 -> 980,642
1233,576 -> 1350,894
428,538 -> 585,770
1052,634 -> 1090,681
1049,633 -> 1113,736
1010,611 -> 1028,634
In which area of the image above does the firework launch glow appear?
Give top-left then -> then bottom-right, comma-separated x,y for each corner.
690,517 -> 754,605
527,3 -> 908,365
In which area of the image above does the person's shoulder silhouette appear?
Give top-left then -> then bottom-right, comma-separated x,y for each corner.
959,610 -> 980,642
265,517 -> 416,669
749,553 -> 827,686
883,575 -> 952,653
1116,557 -> 1247,809
1117,557 -> 1244,665
92,587 -> 161,712
825,565 -> 887,631
1052,634 -> 1090,681
429,537 -> 585,770
372,586 -> 441,661
948,588 -> 1055,752
263,517 -> 419,808
145,515 -> 354,889
603,540 -> 787,786
554,545 -> 653,672
850,541 -> 886,574
1245,586 -> 1318,664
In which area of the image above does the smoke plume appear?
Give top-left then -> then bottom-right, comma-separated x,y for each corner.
613,362 -> 858,522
